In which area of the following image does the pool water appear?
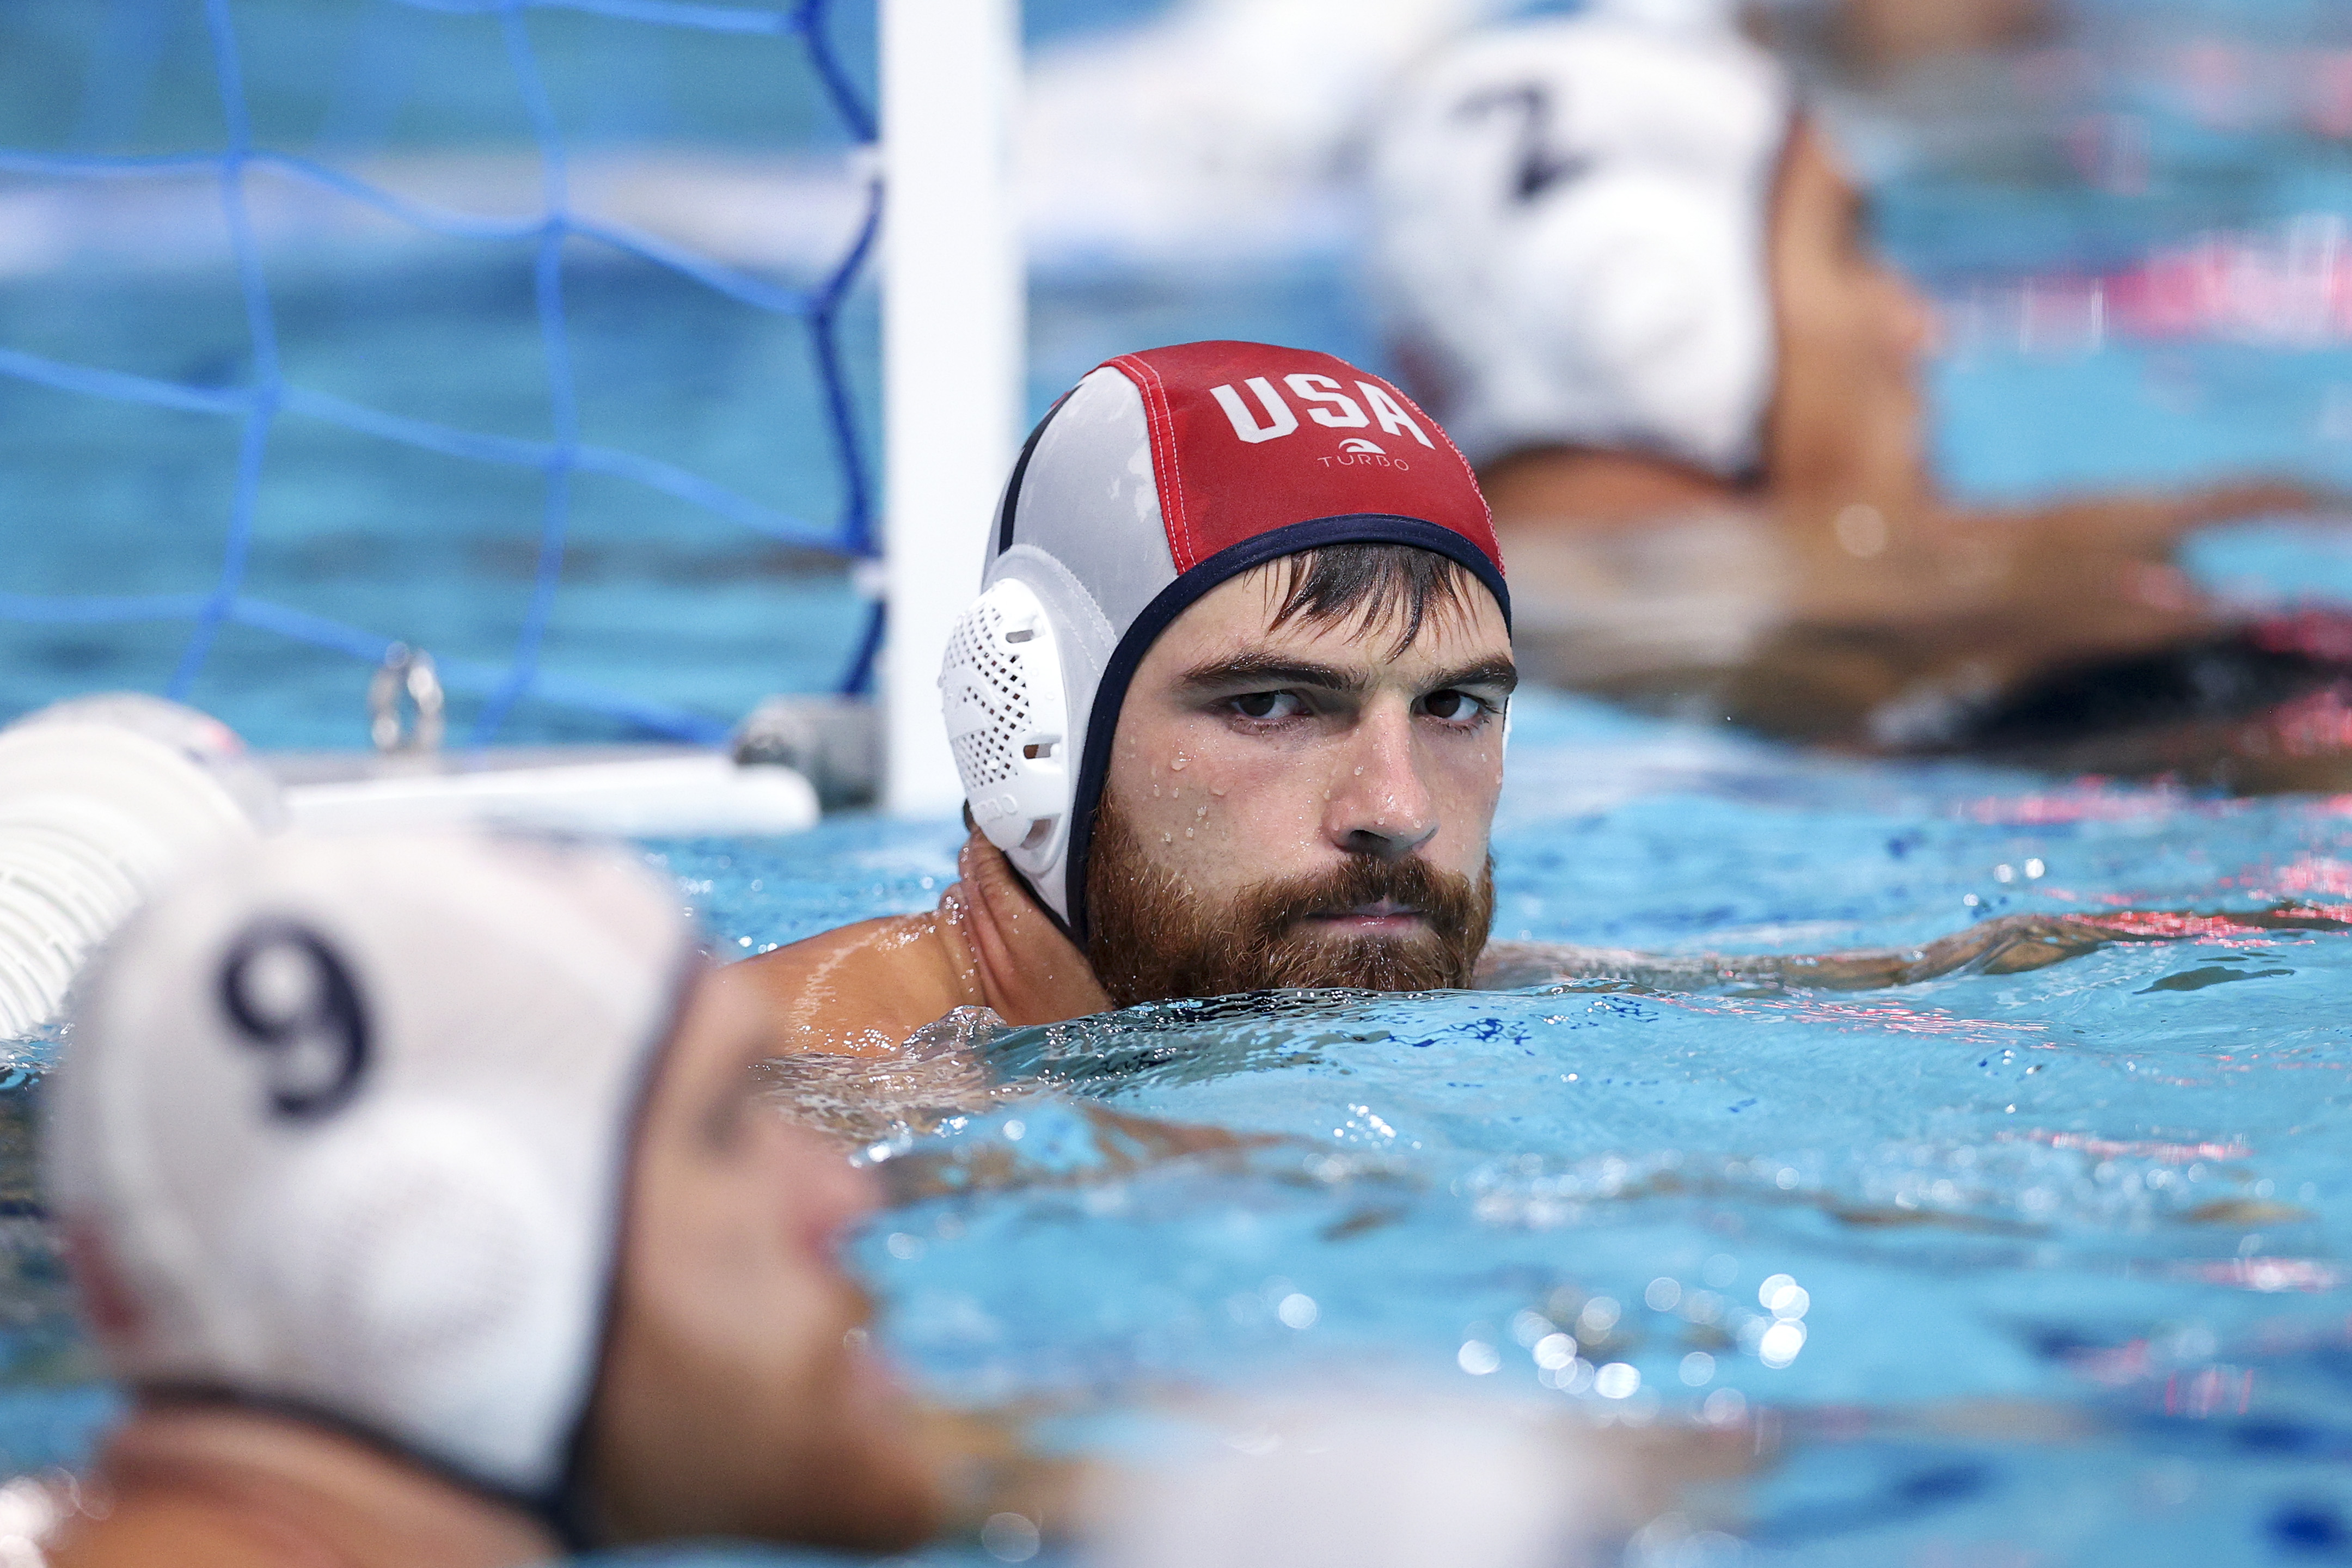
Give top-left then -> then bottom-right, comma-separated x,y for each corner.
19,694 -> 2352,1564
632,694 -> 2352,1564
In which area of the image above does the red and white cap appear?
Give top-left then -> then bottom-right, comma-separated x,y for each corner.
940,340 -> 1506,939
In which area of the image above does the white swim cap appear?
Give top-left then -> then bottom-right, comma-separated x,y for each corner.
43,830 -> 697,1517
1370,14 -> 1794,479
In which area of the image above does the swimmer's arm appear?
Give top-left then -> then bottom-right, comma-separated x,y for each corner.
1477,905 -> 2352,993
1974,478 -> 2347,553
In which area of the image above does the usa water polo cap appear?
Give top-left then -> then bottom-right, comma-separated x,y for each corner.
1370,14 -> 1794,477
940,340 -> 1505,937
44,830 -> 696,1515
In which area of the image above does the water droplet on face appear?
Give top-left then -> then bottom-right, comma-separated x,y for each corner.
1184,827 -> 1193,837
1195,804 -> 1208,818
1353,766 -> 1364,776
1169,754 -> 1188,771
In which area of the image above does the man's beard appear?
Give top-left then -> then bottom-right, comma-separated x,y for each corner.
1083,794 -> 1494,1008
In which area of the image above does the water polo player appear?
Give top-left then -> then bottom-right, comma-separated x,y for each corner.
742,339 -> 2239,1055
44,831 -> 941,1565
1372,13 -> 2352,789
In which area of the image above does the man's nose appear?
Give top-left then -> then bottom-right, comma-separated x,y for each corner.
1325,703 -> 1438,861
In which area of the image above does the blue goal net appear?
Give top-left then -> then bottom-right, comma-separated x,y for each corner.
0,0 -> 883,749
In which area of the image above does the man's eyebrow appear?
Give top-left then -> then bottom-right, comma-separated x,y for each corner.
1179,653 -> 1370,695
1431,657 -> 1520,694
1177,653 -> 1519,696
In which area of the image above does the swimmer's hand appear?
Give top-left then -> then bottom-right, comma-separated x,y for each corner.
1478,903 -> 2352,994
944,834 -> 1115,1026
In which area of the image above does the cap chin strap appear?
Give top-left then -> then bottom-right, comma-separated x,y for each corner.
941,579 -> 1077,922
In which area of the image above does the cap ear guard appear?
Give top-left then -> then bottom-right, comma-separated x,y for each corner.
941,579 -> 1077,887
237,1098 -> 582,1454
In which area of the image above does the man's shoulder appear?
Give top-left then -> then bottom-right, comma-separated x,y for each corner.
51,1493 -> 303,1568
734,912 -> 972,1057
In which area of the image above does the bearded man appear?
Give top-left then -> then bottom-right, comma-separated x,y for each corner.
739,340 -> 2280,1056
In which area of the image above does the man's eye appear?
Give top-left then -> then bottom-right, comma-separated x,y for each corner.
1421,689 -> 1490,724
1229,691 -> 1304,720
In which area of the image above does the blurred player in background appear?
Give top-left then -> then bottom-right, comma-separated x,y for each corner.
44,831 -> 944,1566
1373,11 -> 2352,792
1021,0 -> 2047,269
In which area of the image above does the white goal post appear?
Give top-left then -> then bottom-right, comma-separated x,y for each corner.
881,0 -> 1025,816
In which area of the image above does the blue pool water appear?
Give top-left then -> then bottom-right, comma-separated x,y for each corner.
657,695 -> 2352,1564
10,2 -> 2352,1563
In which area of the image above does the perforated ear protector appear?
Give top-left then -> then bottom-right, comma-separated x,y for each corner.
236,1095 -> 580,1439
941,578 -> 1076,883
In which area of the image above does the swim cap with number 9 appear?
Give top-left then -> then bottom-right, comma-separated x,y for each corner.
43,830 -> 697,1513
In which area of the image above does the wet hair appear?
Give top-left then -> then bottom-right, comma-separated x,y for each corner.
1266,543 -> 1480,656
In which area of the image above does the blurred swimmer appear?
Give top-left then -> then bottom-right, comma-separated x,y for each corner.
1373,14 -> 2352,789
44,831 -> 941,1565
740,340 -> 2326,1057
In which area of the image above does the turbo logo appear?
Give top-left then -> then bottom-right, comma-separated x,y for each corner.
217,920 -> 372,1122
